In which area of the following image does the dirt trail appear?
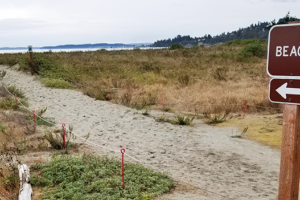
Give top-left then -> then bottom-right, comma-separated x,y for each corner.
0,65 -> 281,200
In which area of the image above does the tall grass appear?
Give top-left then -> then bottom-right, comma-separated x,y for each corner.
0,39 -> 279,114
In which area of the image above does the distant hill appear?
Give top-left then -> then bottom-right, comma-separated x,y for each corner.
40,43 -> 151,49
0,43 -> 152,50
151,13 -> 300,47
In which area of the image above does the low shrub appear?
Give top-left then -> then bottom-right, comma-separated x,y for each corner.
44,125 -> 76,150
31,155 -> 174,199
0,97 -> 19,110
203,109 -> 232,124
239,44 -> 266,58
41,78 -> 74,89
7,85 -> 25,98
172,114 -> 195,125
169,43 -> 184,50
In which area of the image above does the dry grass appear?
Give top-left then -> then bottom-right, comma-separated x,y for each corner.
0,40 -> 278,116
217,113 -> 283,149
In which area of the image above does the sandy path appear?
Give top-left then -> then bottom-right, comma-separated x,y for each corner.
0,65 -> 281,200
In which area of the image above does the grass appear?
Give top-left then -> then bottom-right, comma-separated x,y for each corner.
31,155 -> 174,200
7,85 -> 25,98
172,115 -> 195,125
0,97 -> 19,110
41,78 -> 74,89
0,39 -> 281,115
217,113 -> 283,149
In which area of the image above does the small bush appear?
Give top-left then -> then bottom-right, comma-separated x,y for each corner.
0,97 -> 19,110
41,78 -> 74,89
239,44 -> 266,58
169,43 -> 184,50
203,109 -> 232,124
44,125 -> 76,150
172,115 -> 195,125
7,85 -> 25,98
0,54 -> 19,66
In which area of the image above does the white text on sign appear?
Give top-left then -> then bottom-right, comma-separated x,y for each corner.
276,46 -> 300,57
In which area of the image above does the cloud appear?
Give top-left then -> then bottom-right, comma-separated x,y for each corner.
0,18 -> 49,31
270,0 -> 298,2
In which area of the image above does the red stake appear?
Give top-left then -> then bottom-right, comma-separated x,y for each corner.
62,123 -> 66,149
14,95 -> 17,104
32,110 -> 36,130
121,148 -> 125,188
160,94 -> 165,110
243,102 -> 246,119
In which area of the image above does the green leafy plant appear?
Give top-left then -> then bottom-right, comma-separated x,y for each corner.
31,155 -> 174,199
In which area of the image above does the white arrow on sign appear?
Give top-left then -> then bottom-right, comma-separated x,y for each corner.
276,83 -> 300,99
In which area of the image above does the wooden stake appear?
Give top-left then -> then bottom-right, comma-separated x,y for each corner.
278,104 -> 300,200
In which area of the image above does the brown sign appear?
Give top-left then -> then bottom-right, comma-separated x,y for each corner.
267,24 -> 300,77
269,79 -> 300,104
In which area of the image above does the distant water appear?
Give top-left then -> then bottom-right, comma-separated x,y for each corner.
0,47 -> 165,54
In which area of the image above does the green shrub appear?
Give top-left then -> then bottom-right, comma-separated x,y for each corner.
31,155 -> 174,199
239,44 -> 266,58
169,43 -> 184,50
41,78 -> 74,89
0,97 -> 19,110
0,54 -> 20,66
7,85 -> 25,98
172,115 -> 195,125
19,53 -> 68,79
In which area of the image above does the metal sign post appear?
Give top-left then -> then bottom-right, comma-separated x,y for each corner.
267,22 -> 300,200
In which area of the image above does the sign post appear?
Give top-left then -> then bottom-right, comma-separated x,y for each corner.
28,45 -> 33,75
267,22 -> 300,200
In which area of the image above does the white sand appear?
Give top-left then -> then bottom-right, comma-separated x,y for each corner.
0,65 -> 281,200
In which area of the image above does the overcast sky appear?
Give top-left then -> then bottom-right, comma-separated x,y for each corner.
0,0 -> 299,47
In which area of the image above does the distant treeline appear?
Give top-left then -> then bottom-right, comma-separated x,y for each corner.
152,13 -> 300,47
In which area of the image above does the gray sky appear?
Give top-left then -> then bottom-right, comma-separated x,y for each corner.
0,0 -> 299,47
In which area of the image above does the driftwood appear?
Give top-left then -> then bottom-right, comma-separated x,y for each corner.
18,164 -> 32,200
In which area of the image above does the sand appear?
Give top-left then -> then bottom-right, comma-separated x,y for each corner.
0,65 -> 281,200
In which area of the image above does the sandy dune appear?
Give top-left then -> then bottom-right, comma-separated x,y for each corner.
0,65 -> 281,200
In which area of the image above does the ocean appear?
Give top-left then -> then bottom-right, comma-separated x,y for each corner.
0,47 -> 165,54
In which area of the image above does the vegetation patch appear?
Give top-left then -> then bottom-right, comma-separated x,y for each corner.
41,78 -> 74,89
31,155 -> 174,200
